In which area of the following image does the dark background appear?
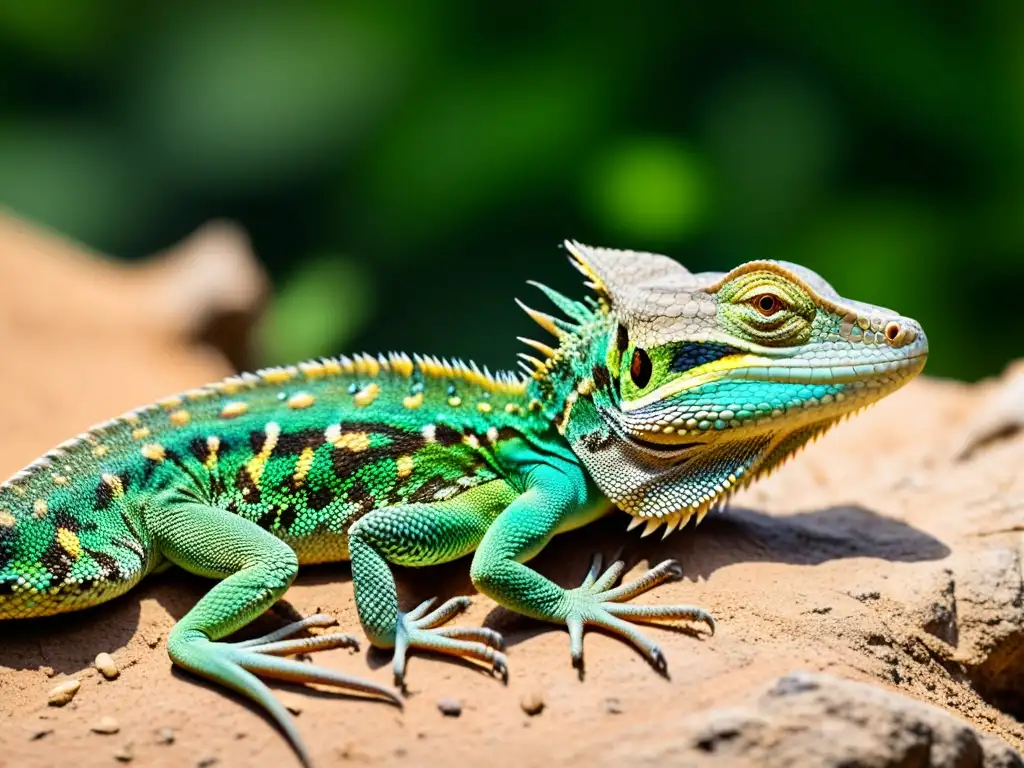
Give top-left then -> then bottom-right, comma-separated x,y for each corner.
2,1 -> 1021,380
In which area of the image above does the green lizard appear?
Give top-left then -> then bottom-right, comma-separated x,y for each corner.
0,242 -> 928,764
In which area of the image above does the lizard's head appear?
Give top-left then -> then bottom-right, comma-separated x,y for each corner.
519,241 -> 928,537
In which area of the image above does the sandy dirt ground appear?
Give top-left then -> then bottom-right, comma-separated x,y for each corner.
1,215 -> 1023,767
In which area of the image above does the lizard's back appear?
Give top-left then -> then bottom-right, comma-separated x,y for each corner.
0,353 -> 532,619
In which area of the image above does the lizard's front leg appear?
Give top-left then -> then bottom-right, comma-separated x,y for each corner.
347,479 -> 516,687
469,461 -> 714,676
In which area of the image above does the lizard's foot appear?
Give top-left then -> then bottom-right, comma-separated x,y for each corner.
562,554 -> 714,678
393,596 -> 507,689
171,613 -> 402,716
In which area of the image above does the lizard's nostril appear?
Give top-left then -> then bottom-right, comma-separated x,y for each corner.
884,322 -> 902,344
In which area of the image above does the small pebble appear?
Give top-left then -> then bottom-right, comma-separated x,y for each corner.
604,697 -> 623,715
437,698 -> 462,717
47,679 -> 81,707
197,757 -> 219,767
28,727 -> 53,741
155,727 -> 175,745
115,743 -> 134,763
520,691 -> 545,716
282,696 -> 303,716
91,716 -> 121,735
94,652 -> 120,680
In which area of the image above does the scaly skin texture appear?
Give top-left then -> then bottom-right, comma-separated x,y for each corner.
0,242 -> 929,766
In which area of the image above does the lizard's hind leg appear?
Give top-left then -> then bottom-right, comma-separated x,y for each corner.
145,500 -> 399,768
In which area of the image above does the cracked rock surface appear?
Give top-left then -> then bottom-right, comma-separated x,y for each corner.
0,216 -> 1022,766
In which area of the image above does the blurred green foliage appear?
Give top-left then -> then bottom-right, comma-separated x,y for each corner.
1,1 -> 1021,380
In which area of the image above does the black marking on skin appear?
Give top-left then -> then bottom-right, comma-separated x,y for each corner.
343,478 -> 379,527
592,364 -> 612,393
188,437 -> 208,463
225,499 -> 239,515
579,430 -> 617,453
41,539 -> 75,586
235,466 -> 262,505
209,473 -> 226,499
256,508 -> 277,530
84,547 -> 123,581
277,505 -> 299,532
669,342 -> 742,374
0,577 -> 14,595
95,481 -> 114,510
0,526 -> 14,572
306,486 -> 335,511
51,508 -> 81,534
408,475 -> 454,504
433,424 -> 464,447
273,429 -> 324,456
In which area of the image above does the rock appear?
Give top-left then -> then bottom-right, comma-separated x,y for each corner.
595,672 -> 1024,767
114,743 -> 134,763
91,716 -> 121,735
437,698 -> 462,717
28,726 -> 53,741
604,697 -> 623,715
520,692 -> 545,716
47,679 -> 81,707
155,727 -> 175,745
94,652 -> 120,680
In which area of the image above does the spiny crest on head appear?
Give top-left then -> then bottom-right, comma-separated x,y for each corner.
514,239 -> 695,380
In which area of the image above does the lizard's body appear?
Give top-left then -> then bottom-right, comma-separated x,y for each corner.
0,243 -> 928,765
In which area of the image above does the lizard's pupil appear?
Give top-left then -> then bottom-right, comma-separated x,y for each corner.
630,348 -> 652,389
616,324 -> 629,352
757,295 -> 778,314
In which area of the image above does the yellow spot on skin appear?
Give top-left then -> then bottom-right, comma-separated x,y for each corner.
322,359 -> 342,375
33,499 -> 48,519
91,445 -> 109,458
0,510 -> 15,527
325,425 -> 371,452
141,443 -> 166,462
52,474 -> 69,486
463,434 -> 480,449
476,402 -> 492,413
56,527 -> 81,559
157,396 -> 183,409
528,399 -> 542,412
577,378 -> 595,396
169,409 -> 191,426
486,427 -> 499,443
246,422 -> 281,485
288,392 -> 316,410
131,427 -> 151,440
220,401 -> 249,419
396,455 -> 414,477
403,392 -> 424,410
293,447 -> 316,486
205,435 -> 221,471
448,396 -> 462,407
102,473 -> 125,499
504,403 -> 520,415
353,383 -> 380,408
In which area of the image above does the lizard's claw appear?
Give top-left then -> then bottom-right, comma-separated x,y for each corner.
563,554 -> 714,679
393,596 -> 508,689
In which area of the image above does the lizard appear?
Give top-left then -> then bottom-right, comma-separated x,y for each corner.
0,241 -> 928,765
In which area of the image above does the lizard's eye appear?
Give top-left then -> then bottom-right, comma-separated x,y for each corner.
752,294 -> 785,317
630,348 -> 652,388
